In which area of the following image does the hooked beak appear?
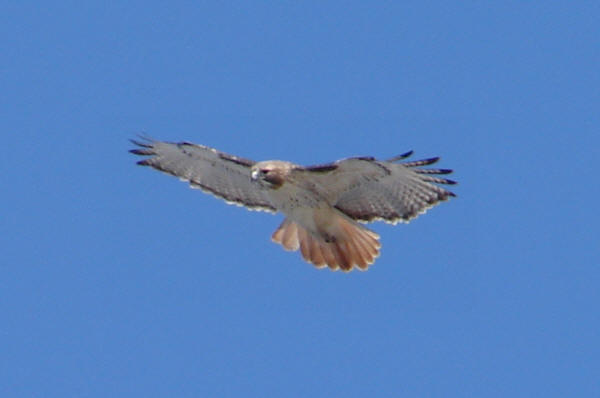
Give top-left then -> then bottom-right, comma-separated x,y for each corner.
251,169 -> 260,181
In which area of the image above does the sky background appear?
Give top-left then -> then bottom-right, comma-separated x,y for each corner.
2,2 -> 599,397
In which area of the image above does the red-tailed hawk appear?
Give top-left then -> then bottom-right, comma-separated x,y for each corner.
130,137 -> 456,272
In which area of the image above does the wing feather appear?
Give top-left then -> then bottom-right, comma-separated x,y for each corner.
300,153 -> 456,224
130,137 -> 276,212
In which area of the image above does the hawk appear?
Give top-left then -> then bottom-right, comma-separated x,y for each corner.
130,137 -> 456,272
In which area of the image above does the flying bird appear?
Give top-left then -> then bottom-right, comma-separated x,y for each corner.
130,137 -> 456,272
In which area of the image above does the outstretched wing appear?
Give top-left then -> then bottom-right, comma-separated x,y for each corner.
300,151 -> 456,224
130,137 -> 276,212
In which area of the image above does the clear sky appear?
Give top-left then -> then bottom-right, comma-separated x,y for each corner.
2,2 -> 599,397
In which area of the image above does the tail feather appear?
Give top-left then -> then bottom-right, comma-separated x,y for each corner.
352,231 -> 373,259
345,240 -> 367,270
339,218 -> 380,264
297,227 -> 312,264
271,215 -> 381,272
320,242 -> 339,270
353,228 -> 380,258
297,226 -> 330,269
272,219 -> 300,251
332,243 -> 351,271
281,221 -> 299,250
350,240 -> 369,270
271,225 -> 285,243
338,220 -> 372,270
308,237 -> 326,267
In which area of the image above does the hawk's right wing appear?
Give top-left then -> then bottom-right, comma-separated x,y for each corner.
130,137 -> 277,212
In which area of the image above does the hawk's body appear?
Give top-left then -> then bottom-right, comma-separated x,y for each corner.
131,137 -> 456,272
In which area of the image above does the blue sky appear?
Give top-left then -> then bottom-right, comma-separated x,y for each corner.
2,2 -> 599,397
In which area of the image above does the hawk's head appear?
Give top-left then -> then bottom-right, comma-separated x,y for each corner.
251,161 -> 295,189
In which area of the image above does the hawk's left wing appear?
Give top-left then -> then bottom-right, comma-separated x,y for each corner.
297,152 -> 456,224
130,137 -> 276,212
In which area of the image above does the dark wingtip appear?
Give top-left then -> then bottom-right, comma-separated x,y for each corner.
424,156 -> 440,165
130,148 -> 153,155
414,168 -> 454,175
129,133 -> 156,147
403,157 -> 440,167
130,135 -> 153,146
387,150 -> 413,162
130,135 -> 156,157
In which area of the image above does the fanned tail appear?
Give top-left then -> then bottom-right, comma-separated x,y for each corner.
271,217 -> 381,272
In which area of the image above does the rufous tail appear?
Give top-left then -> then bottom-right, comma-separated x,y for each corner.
271,217 -> 380,272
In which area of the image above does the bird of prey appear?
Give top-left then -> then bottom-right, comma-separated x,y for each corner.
130,137 -> 456,272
